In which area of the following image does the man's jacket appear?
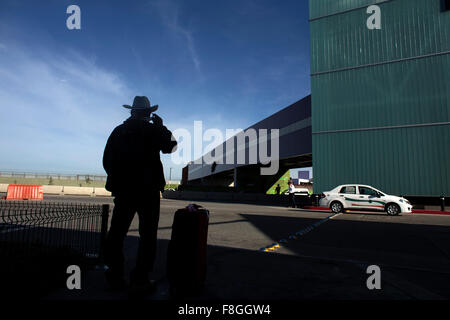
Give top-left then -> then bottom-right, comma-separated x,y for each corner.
103,117 -> 177,194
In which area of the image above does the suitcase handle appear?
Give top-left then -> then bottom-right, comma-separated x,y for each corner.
185,204 -> 209,217
186,203 -> 203,212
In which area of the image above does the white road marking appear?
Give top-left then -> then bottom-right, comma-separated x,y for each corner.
259,212 -> 343,252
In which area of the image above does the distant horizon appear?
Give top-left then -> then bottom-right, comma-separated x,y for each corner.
0,168 -> 108,176
0,164 -> 313,182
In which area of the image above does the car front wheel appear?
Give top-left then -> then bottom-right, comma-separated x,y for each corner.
330,201 -> 343,213
386,203 -> 401,216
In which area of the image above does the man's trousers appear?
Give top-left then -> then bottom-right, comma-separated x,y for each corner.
104,190 -> 160,278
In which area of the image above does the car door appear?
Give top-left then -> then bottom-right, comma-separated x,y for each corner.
357,186 -> 386,211
338,185 -> 357,208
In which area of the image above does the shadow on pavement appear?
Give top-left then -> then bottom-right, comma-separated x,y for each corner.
22,211 -> 450,300
128,219 -> 249,233
240,213 -> 450,298
43,234 -> 447,300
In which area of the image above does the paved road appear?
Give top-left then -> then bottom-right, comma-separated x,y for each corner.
40,196 -> 450,300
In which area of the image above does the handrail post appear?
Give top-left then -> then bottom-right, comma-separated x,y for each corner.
99,204 -> 110,263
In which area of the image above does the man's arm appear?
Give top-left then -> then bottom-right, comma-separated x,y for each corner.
159,126 -> 178,154
151,114 -> 177,154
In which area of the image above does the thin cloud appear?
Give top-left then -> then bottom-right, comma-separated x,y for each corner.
150,0 -> 202,75
0,43 -> 133,173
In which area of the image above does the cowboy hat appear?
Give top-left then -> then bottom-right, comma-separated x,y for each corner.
122,96 -> 158,113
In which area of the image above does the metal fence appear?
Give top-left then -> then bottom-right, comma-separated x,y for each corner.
0,170 -> 107,181
0,201 -> 109,259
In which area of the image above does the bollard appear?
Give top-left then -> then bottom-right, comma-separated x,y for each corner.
441,196 -> 445,212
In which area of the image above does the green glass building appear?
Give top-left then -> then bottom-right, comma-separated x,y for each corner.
310,0 -> 450,196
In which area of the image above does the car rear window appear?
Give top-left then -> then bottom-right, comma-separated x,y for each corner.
340,186 -> 356,194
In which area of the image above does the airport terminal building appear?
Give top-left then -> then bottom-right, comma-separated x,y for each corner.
185,0 -> 449,197
185,96 -> 312,193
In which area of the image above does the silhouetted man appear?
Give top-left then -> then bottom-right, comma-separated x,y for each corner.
275,184 -> 281,195
103,96 -> 177,294
288,182 -> 297,208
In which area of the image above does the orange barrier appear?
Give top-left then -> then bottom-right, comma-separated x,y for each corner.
6,184 -> 44,200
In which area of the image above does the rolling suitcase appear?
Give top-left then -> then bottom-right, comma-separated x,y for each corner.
167,204 -> 209,296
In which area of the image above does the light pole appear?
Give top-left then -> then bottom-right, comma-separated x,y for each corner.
169,167 -> 173,183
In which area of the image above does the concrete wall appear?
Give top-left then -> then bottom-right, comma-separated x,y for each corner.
63,186 -> 95,196
0,184 -> 112,197
0,184 -> 166,198
43,185 -> 65,195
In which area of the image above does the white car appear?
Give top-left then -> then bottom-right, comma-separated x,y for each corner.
284,187 -> 310,196
319,184 -> 412,215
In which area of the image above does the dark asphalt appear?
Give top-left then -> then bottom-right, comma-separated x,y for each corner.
39,196 -> 450,300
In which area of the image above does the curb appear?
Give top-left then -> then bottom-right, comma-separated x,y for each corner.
303,206 -> 330,211
301,206 -> 450,216
411,209 -> 450,216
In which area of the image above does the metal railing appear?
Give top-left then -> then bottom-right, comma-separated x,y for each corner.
0,170 -> 107,181
0,201 -> 109,259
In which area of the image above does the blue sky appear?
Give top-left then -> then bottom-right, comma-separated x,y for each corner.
0,0 -> 311,180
